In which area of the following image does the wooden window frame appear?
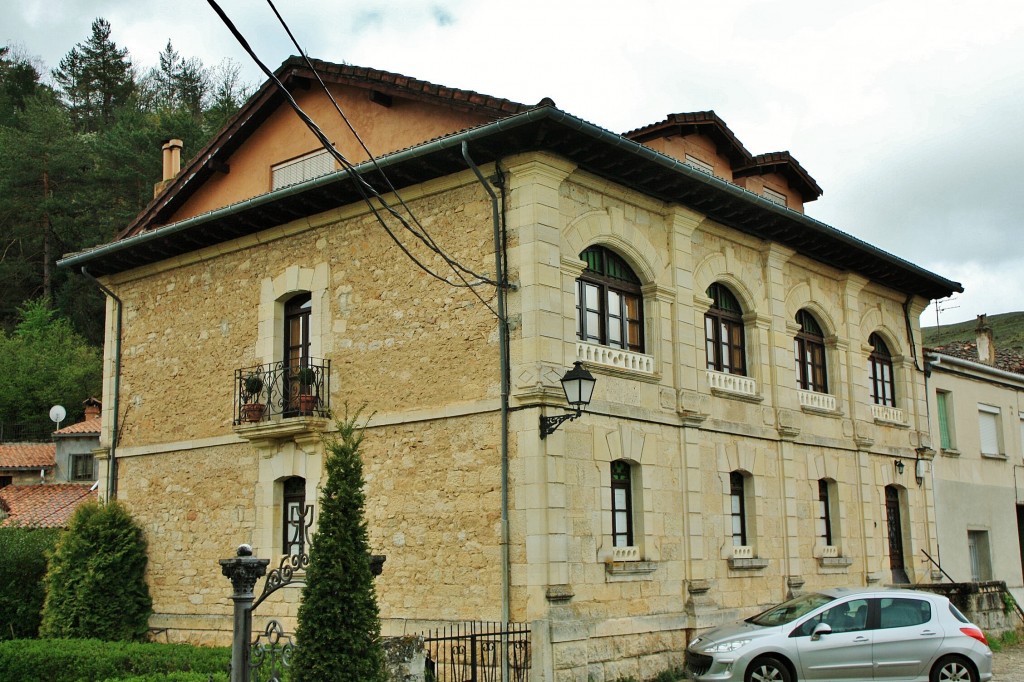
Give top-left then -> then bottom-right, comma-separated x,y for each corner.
730,471 -> 747,546
282,476 -> 306,556
817,479 -> 833,545
705,283 -> 746,375
868,333 -> 896,407
611,460 -> 634,548
794,310 -> 828,392
576,246 -> 644,353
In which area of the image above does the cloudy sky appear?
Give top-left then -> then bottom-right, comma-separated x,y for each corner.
7,0 -> 1023,327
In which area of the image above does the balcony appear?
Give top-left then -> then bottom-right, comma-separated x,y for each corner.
234,359 -> 331,425
798,389 -> 836,413
871,403 -> 905,425
576,342 -> 655,375
707,370 -> 759,399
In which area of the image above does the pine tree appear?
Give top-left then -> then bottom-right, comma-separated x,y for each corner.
51,18 -> 134,132
291,408 -> 387,682
40,500 -> 152,641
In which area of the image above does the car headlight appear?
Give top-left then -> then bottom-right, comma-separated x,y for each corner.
702,639 -> 751,653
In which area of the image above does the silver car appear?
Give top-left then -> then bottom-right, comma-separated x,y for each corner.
685,588 -> 992,682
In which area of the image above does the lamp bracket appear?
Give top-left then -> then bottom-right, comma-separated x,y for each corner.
540,409 -> 582,439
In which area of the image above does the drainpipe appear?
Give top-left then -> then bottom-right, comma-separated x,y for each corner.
462,142 -> 511,625
81,267 -> 122,501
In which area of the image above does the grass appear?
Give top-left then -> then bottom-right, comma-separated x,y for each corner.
988,629 -> 1022,653
922,311 -> 1024,351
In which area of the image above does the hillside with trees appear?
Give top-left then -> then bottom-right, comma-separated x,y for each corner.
922,311 -> 1024,352
0,18 -> 254,438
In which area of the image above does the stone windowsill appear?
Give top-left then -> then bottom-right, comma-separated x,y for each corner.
817,556 -> 854,569
728,557 -> 769,571
940,448 -> 961,458
605,560 -> 658,576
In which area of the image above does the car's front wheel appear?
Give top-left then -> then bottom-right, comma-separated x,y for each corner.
745,656 -> 793,682
930,655 -> 976,682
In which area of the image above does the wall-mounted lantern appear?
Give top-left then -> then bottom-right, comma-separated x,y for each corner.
539,361 -> 597,439
894,459 -> 905,475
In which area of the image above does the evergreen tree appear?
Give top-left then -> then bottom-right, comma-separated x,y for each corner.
0,46 -> 44,127
52,18 -> 135,132
291,409 -> 387,682
0,299 -> 102,432
40,500 -> 152,641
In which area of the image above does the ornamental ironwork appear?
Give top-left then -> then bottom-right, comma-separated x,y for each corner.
234,359 -> 331,424
250,619 -> 294,682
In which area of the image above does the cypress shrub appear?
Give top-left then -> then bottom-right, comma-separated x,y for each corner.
40,500 -> 152,641
290,408 -> 386,682
0,526 -> 61,639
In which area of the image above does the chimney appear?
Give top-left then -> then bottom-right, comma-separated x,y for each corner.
153,138 -> 183,198
975,314 -> 996,365
83,397 -> 101,421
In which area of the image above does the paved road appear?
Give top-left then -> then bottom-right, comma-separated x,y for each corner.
994,643 -> 1024,681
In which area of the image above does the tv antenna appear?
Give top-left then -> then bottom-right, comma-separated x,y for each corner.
933,296 -> 959,331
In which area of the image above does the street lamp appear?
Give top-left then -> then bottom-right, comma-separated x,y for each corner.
540,361 -> 597,439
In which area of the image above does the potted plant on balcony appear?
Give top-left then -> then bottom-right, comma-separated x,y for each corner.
295,366 -> 317,414
241,373 -> 266,423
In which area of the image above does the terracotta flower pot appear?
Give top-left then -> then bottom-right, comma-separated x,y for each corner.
241,403 -> 267,422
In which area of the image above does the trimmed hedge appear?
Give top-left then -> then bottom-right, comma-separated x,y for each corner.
0,526 -> 61,639
0,638 -> 230,682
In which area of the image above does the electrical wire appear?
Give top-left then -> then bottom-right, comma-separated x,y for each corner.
263,0 -> 496,289
206,0 -> 500,317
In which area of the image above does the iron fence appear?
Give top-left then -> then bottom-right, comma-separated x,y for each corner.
423,621 -> 530,682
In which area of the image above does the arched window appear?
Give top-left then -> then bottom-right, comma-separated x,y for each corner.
576,245 -> 644,352
730,471 -> 747,546
794,310 -> 827,392
282,476 -> 306,556
868,333 -> 895,407
705,283 -> 746,375
611,460 -> 634,547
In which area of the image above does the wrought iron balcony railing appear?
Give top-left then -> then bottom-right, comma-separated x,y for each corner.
234,359 -> 330,425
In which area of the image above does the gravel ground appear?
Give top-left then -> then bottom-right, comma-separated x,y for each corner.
993,643 -> 1024,681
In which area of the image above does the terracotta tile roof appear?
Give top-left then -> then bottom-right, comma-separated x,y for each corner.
53,416 -> 101,436
0,483 -> 96,528
0,444 -> 55,470
928,341 -> 1024,375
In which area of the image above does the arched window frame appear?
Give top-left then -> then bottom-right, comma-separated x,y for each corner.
794,310 -> 828,393
576,245 -> 644,353
705,283 -> 746,375
868,333 -> 896,407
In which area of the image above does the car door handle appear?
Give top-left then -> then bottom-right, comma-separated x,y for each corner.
920,630 -> 938,636
854,636 -> 870,643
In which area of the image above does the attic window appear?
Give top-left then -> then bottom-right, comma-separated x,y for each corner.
684,154 -> 714,175
763,187 -> 787,207
271,149 -> 335,190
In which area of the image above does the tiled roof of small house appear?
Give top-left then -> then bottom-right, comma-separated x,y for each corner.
0,483 -> 95,528
53,416 -> 101,436
0,444 -> 55,470
927,341 -> 1024,375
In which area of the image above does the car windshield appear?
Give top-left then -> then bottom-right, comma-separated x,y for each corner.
746,593 -> 836,626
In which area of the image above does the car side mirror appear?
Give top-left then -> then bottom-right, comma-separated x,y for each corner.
811,622 -> 833,641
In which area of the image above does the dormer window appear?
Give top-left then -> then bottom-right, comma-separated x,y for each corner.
576,245 -> 644,353
763,187 -> 787,207
794,310 -> 827,393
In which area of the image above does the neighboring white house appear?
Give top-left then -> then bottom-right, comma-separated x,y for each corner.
925,315 -> 1024,603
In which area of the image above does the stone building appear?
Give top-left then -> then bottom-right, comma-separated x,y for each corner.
925,316 -> 1024,603
60,58 -> 961,680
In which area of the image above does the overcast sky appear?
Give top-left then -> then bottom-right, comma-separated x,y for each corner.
7,0 -> 1023,328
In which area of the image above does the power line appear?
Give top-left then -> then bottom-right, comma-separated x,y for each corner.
205,0 -> 501,318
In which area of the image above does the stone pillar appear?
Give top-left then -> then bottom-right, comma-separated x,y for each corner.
220,544 -> 269,682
